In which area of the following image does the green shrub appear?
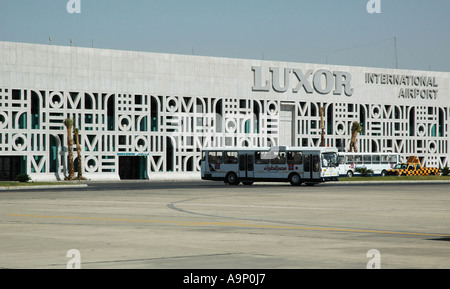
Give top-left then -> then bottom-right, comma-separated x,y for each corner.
441,167 -> 450,176
15,174 -> 31,183
355,168 -> 374,177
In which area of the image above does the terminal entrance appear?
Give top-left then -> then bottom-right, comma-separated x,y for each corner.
279,104 -> 295,146
0,156 -> 25,181
118,156 -> 147,180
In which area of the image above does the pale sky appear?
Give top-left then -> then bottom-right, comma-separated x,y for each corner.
1,0 -> 449,72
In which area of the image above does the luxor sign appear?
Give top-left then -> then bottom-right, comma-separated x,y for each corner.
252,66 -> 354,96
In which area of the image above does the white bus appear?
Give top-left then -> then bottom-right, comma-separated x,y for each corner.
201,146 -> 339,186
338,152 -> 401,177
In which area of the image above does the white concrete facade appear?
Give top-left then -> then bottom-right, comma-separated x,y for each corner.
0,41 -> 449,181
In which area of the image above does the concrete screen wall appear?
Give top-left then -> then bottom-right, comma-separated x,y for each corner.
0,41 -> 449,181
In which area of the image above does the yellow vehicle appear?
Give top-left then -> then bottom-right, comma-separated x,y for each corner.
386,156 -> 440,176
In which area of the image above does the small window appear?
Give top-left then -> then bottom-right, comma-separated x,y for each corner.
312,155 -> 320,172
255,151 -> 270,164
381,155 -> 389,164
271,151 -> 286,164
372,155 -> 380,164
389,155 -> 398,164
346,155 -> 354,164
224,151 -> 238,164
288,151 -> 303,165
363,155 -> 371,164
208,151 -> 223,164
355,155 -> 362,164
304,155 -> 311,172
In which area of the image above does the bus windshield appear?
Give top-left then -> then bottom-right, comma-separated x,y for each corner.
394,164 -> 407,169
322,152 -> 338,168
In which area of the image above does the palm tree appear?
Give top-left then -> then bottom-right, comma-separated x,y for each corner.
74,127 -> 83,180
349,121 -> 362,153
63,118 -> 75,181
320,106 -> 325,147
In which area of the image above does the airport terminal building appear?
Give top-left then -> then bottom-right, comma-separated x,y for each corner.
0,41 -> 449,181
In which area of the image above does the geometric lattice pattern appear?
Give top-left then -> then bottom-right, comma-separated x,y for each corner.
292,101 -> 449,168
0,86 -> 449,180
322,103 -> 448,168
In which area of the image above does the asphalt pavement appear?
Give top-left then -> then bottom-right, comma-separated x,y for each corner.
0,181 -> 449,269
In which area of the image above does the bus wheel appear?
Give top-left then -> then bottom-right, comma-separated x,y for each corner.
289,173 -> 302,186
226,172 -> 239,185
381,170 -> 387,177
346,170 -> 354,177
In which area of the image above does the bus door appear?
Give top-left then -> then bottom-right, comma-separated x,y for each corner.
304,154 -> 321,181
239,153 -> 254,179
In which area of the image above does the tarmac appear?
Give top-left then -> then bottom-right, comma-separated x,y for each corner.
2,175 -> 450,191
1,180 -> 449,269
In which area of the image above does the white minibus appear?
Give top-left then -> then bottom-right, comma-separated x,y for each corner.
201,146 -> 339,186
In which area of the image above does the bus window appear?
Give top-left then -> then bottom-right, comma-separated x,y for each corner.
239,155 -> 246,171
248,155 -> 254,171
322,152 -> 338,167
272,151 -> 286,164
288,151 -> 303,165
255,151 -> 270,164
224,151 -> 238,164
346,155 -> 354,164
355,155 -> 362,164
304,155 -> 310,172
381,155 -> 389,164
389,155 -> 398,164
338,155 -> 345,165
313,155 -> 320,172
363,155 -> 371,164
372,155 -> 380,164
208,151 -> 223,164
